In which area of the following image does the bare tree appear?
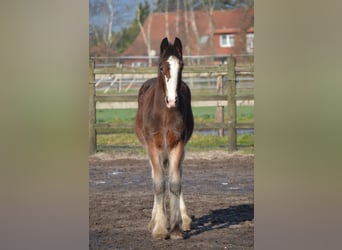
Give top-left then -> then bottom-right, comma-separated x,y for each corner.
164,0 -> 169,38
89,0 -> 115,47
105,0 -> 114,46
203,0 -> 216,62
176,0 -> 180,34
183,0 -> 191,64
137,6 -> 153,66
188,0 -> 201,63
90,23 -> 100,46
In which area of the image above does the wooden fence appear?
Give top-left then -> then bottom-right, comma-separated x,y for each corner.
89,56 -> 254,154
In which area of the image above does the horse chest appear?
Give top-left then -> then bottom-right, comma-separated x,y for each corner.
146,113 -> 184,149
164,128 -> 182,149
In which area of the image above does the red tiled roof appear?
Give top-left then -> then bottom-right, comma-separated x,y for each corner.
122,8 -> 254,57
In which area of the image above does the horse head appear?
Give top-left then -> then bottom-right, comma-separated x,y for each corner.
158,37 -> 184,108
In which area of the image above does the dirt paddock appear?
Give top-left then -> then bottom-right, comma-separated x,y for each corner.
89,151 -> 254,249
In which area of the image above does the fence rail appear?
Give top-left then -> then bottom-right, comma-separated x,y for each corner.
89,56 -> 254,154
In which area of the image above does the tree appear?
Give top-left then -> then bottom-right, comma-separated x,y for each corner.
89,0 -> 254,58
183,0 -> 191,60
164,0 -> 169,38
202,0 -> 216,61
89,0 -> 152,57
89,0 -> 115,47
153,0 -> 253,12
188,0 -> 201,62
105,0 -> 114,46
137,1 -> 154,66
116,1 -> 150,53
154,0 -> 203,12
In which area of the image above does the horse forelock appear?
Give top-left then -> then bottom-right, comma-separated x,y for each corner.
160,42 -> 182,62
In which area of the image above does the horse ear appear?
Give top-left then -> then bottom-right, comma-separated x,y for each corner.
160,37 -> 169,56
174,37 -> 182,58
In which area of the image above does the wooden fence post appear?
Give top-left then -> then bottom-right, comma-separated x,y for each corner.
216,75 -> 224,136
89,60 -> 97,154
227,56 -> 237,151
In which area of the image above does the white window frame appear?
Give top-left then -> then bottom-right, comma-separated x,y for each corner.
220,34 -> 235,48
246,33 -> 254,53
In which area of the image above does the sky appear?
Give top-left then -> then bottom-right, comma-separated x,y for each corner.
90,0 -> 155,32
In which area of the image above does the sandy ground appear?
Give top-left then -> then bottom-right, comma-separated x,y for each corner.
89,151 -> 254,249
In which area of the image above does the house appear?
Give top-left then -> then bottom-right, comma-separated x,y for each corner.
122,8 -> 254,66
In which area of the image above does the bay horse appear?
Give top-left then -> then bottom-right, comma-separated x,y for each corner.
135,37 -> 194,240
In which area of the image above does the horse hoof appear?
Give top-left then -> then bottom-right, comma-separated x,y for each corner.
152,227 -> 169,240
182,217 -> 192,231
170,228 -> 184,240
182,224 -> 191,232
152,232 -> 169,240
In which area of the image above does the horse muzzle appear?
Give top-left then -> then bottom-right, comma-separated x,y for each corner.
165,96 -> 179,108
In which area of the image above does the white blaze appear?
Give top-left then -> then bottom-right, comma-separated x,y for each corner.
165,56 -> 179,108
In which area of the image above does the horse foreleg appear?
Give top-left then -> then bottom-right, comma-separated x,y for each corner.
148,144 -> 168,240
168,142 -> 185,239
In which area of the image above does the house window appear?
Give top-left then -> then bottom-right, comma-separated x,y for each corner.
246,33 -> 254,53
220,34 -> 234,48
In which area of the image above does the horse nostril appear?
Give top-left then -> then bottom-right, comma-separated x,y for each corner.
165,96 -> 178,108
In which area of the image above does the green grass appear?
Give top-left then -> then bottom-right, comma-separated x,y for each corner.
96,106 -> 254,153
97,109 -> 136,124
97,133 -> 254,154
96,106 -> 254,124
